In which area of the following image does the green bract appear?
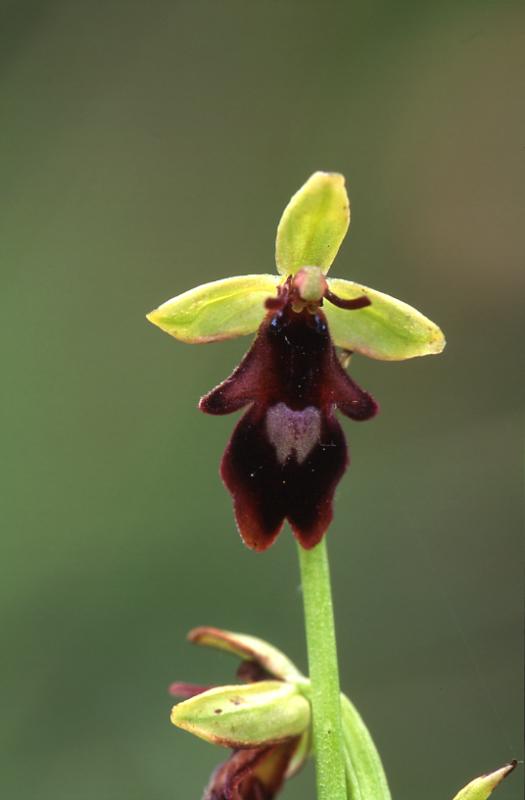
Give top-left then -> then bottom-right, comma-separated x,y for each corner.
451,762 -> 517,800
147,170 -> 445,363
171,680 -> 310,748
275,171 -> 349,275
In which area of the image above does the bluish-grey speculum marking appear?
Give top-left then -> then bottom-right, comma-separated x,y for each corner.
266,404 -> 321,464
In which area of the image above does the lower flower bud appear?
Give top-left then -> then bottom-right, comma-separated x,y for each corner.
171,680 -> 310,749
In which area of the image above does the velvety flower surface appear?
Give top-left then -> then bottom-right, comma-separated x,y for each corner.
147,171 -> 445,551
200,275 -> 377,550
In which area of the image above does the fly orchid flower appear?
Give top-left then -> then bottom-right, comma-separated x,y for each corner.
170,627 -> 311,800
147,172 -> 445,551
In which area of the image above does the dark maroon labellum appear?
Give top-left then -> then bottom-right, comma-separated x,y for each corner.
200,287 -> 378,551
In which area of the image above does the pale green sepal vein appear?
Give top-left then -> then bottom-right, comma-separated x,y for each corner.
451,762 -> 517,800
147,274 -> 281,343
171,680 -> 310,749
340,693 -> 391,800
276,171 -> 350,276
325,278 -> 446,361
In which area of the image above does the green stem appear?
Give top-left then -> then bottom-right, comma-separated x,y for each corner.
298,538 -> 347,800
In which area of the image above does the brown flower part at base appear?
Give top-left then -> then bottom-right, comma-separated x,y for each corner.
200,275 -> 378,551
203,740 -> 300,800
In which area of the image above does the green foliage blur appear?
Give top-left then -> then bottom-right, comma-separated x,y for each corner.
1,1 -> 522,798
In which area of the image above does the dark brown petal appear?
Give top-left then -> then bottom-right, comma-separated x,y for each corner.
203,740 -> 299,800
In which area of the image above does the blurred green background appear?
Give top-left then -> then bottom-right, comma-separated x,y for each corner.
1,1 -> 523,798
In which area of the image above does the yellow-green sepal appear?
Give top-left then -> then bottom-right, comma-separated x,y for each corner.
188,627 -> 305,683
171,680 -> 310,749
146,274 -> 280,343
275,172 -> 350,276
451,762 -> 517,800
325,277 -> 446,361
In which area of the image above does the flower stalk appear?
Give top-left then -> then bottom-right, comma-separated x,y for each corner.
298,538 -> 347,800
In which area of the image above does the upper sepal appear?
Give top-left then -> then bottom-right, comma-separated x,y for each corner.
451,762 -> 517,800
325,277 -> 446,360
171,680 -> 310,748
275,172 -> 350,276
189,627 -> 305,683
146,274 -> 280,343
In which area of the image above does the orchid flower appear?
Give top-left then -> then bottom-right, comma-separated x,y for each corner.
147,172 -> 445,551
